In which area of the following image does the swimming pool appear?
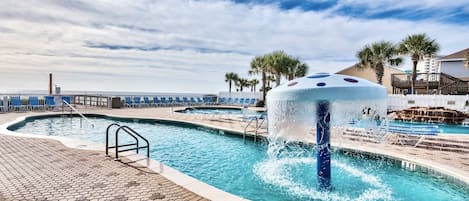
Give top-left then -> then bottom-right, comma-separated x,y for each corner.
9,115 -> 469,201
176,107 -> 263,115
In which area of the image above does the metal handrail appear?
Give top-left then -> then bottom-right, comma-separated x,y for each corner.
106,123 -> 150,161
243,117 -> 258,143
105,123 -> 121,157
243,112 -> 268,143
63,100 -> 94,128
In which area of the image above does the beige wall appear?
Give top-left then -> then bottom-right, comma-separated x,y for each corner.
336,66 -> 404,94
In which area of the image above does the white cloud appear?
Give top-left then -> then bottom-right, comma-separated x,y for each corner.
0,0 -> 467,93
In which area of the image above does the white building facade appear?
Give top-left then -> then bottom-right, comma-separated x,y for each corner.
438,48 -> 469,81
416,55 -> 440,81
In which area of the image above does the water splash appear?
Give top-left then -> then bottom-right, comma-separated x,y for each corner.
262,97 -> 393,200
253,157 -> 393,201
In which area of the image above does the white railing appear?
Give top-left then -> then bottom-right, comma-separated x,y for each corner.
388,94 -> 469,112
63,100 -> 95,128
218,91 -> 263,100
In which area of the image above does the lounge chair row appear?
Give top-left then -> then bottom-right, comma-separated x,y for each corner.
122,96 -> 259,107
0,96 -> 70,112
123,96 -> 216,107
218,97 -> 258,106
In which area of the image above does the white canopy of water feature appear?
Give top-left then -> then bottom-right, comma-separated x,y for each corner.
266,73 -> 387,142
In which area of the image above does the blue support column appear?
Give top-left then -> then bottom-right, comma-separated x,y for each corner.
317,101 -> 331,190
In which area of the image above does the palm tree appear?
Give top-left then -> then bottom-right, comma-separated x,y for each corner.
356,41 -> 402,84
236,78 -> 250,92
249,55 -> 269,101
398,34 -> 440,94
225,72 -> 239,93
267,50 -> 290,87
266,75 -> 276,89
294,63 -> 308,79
285,58 -> 309,80
249,79 -> 259,92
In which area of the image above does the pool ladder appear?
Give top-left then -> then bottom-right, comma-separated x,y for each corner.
243,116 -> 266,143
105,123 -> 150,161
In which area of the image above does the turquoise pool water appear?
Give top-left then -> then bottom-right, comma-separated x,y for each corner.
10,115 -> 468,201
387,120 -> 469,134
354,120 -> 469,134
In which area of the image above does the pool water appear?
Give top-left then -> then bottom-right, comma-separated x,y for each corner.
388,120 -> 469,134
10,115 -> 469,201
176,107 -> 262,115
354,120 -> 469,134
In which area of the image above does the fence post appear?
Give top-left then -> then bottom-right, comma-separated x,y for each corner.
108,97 -> 112,110
3,96 -> 8,112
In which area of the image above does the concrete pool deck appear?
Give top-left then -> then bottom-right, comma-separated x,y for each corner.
0,106 -> 468,200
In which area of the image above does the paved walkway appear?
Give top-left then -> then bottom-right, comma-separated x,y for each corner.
0,134 -> 207,201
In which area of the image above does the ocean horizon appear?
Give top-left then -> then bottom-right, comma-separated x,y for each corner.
0,89 -> 213,97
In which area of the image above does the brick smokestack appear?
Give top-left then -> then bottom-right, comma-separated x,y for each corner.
49,73 -> 53,95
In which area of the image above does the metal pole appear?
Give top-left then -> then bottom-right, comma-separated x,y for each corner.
115,128 -> 120,161
316,101 -> 331,190
255,117 -> 258,142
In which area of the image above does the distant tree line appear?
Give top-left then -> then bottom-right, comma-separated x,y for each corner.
224,33 -> 440,102
225,50 -> 308,102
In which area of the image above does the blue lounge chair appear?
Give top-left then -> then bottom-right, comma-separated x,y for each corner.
143,97 -> 150,107
197,97 -> 203,104
382,124 -> 439,135
45,96 -> 56,110
28,96 -> 43,111
190,97 -> 196,105
168,97 -> 174,106
240,98 -> 245,105
160,97 -> 167,106
233,98 -> 239,105
9,96 -> 25,112
207,97 -> 214,105
182,97 -> 188,105
133,97 -> 141,107
124,97 -> 132,107
61,96 -> 71,105
153,97 -> 160,107
219,97 -> 226,105
227,97 -> 232,105
249,98 -> 256,105
175,97 -> 182,105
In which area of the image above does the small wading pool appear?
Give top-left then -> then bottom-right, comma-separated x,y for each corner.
353,120 -> 469,134
8,115 -> 469,201
176,107 -> 264,115
387,120 -> 469,134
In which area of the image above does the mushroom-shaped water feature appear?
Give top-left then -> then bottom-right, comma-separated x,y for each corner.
266,73 -> 387,190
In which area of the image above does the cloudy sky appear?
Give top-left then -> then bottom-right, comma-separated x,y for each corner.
0,0 -> 468,93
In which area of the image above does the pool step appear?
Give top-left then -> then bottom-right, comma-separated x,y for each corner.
415,137 -> 469,154
341,128 -> 385,143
